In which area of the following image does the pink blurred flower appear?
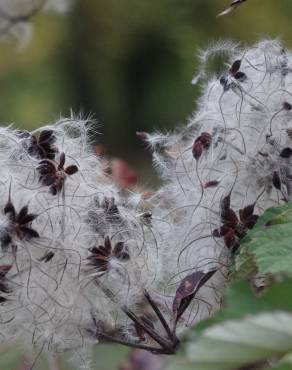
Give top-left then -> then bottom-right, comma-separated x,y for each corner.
111,159 -> 138,188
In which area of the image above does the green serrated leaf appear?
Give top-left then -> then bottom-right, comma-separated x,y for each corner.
179,280 -> 292,370
189,280 -> 292,339
235,203 -> 292,278
185,313 -> 292,369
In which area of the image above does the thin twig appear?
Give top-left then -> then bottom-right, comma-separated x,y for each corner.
143,290 -> 175,341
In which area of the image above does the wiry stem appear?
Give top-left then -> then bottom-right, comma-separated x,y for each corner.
143,290 -> 176,342
94,281 -> 179,354
97,331 -> 166,354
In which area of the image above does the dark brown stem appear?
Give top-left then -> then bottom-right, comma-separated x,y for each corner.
94,280 -> 177,353
143,290 -> 174,341
124,308 -> 174,351
98,331 -> 169,354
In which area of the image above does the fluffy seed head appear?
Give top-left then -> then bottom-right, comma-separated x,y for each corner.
1,39 -> 292,368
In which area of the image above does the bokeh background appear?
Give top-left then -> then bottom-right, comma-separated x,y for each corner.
1,0 -> 292,186
1,0 -> 292,368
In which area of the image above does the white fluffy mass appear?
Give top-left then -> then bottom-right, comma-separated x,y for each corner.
0,39 -> 292,368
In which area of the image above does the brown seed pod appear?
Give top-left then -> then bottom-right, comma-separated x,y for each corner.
199,132 -> 212,150
272,171 -> 281,190
192,141 -> 203,160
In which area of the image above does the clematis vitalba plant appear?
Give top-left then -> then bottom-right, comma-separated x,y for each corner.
0,39 -> 292,369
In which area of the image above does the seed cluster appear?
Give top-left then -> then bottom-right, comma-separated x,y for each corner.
0,40 -> 291,369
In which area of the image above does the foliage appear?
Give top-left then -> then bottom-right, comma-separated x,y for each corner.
2,0 -> 292,166
3,34 -> 292,370
235,203 -> 292,279
168,203 -> 292,370
2,2 -> 292,370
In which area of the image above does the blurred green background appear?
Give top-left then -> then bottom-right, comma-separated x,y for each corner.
1,0 -> 292,185
1,0 -> 292,369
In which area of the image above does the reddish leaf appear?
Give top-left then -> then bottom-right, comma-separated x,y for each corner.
172,269 -> 217,322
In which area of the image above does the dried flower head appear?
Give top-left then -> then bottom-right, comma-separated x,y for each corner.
1,199 -> 39,251
28,129 -> 57,159
0,39 -> 292,370
37,152 -> 78,195
87,236 -> 130,276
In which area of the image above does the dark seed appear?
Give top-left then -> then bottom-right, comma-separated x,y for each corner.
280,147 -> 292,158
200,132 -> 212,150
229,60 -> 241,75
192,141 -> 203,160
212,229 -> 221,238
258,151 -> 268,157
283,102 -> 292,111
234,71 -> 247,82
65,165 -> 78,175
203,180 -> 219,189
272,171 -> 281,190
39,251 -> 55,263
